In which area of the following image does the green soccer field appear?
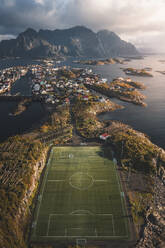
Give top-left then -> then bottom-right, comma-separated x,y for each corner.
31,146 -> 129,242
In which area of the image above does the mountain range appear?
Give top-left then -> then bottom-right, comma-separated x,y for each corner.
0,26 -> 139,58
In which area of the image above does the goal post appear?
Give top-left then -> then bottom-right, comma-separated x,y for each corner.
76,239 -> 87,248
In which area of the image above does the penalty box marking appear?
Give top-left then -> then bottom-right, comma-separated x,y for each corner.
46,213 -> 116,237
47,180 -> 65,182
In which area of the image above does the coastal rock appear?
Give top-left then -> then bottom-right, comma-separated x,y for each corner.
136,166 -> 165,248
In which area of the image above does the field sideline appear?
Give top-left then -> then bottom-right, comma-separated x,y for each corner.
31,146 -> 129,242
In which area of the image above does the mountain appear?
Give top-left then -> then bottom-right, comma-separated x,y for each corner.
0,26 -> 139,58
97,30 -> 138,57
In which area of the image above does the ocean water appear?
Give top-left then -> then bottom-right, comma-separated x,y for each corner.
93,55 -> 165,148
0,58 -> 44,140
0,55 -> 165,148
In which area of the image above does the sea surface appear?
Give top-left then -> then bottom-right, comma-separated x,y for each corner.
0,55 -> 165,148
0,58 -> 44,141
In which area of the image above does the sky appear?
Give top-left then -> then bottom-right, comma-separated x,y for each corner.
0,0 -> 165,52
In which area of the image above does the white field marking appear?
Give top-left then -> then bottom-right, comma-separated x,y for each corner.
95,228 -> 98,237
46,215 -> 51,236
47,180 -> 65,182
69,172 -> 94,191
96,213 -> 113,216
50,214 -> 65,216
34,149 -> 54,236
40,235 -> 128,238
68,227 -> 95,236
65,227 -> 67,237
113,161 -> 129,237
96,214 -> 115,236
94,179 -> 109,182
79,172 -> 83,187
112,215 -> 115,236
71,227 -> 82,229
47,214 -> 65,237
70,209 -> 94,215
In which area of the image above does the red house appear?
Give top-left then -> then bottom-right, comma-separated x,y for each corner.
99,133 -> 110,140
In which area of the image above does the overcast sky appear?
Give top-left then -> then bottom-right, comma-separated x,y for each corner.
0,0 -> 165,52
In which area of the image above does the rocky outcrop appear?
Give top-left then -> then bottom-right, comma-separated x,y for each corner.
16,148 -> 48,246
0,26 -> 139,58
136,159 -> 165,248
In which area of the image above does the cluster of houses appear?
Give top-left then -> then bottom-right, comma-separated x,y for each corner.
109,77 -> 135,92
0,66 -> 28,94
30,65 -> 109,105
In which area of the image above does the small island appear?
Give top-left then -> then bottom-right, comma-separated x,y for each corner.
159,60 -> 165,63
74,57 -> 125,66
156,70 -> 165,75
123,67 -> 153,77
11,99 -> 32,116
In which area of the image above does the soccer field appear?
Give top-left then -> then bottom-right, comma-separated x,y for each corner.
31,146 -> 129,242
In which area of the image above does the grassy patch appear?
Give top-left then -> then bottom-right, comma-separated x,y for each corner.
31,146 -> 129,243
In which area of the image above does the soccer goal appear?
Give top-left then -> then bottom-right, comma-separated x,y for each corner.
76,239 -> 87,248
69,153 -> 74,158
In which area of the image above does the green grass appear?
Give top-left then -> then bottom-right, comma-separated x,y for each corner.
31,146 -> 129,242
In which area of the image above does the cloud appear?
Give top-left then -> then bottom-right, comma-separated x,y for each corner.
0,0 -> 165,52
34,0 -> 45,5
0,34 -> 16,41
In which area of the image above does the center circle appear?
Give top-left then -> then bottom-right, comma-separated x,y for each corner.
69,172 -> 93,190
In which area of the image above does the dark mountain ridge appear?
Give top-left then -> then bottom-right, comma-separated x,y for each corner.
0,26 -> 139,58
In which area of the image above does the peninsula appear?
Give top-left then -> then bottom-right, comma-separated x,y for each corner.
0,64 -> 164,248
123,67 -> 153,77
85,76 -> 147,106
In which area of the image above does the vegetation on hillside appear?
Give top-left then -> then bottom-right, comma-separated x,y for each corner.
38,105 -> 73,145
85,81 -> 146,106
72,97 -> 121,138
72,98 -> 103,138
103,121 -> 165,233
0,136 -> 46,248
106,121 -> 158,174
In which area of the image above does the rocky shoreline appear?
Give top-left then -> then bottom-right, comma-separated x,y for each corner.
11,98 -> 32,116
75,57 -> 125,65
123,68 -> 153,77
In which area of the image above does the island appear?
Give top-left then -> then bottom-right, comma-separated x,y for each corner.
74,57 -> 125,65
159,60 -> 165,63
11,98 -> 32,116
123,67 -> 153,77
122,55 -> 144,60
156,70 -> 165,75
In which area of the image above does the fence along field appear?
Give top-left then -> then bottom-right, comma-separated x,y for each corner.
31,146 -> 129,242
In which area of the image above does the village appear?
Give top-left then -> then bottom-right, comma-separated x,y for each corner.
0,62 -> 147,109
30,64 -> 110,105
0,66 -> 28,94
29,63 -> 147,107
